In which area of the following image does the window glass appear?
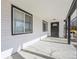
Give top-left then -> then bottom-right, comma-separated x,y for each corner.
12,5 -> 33,35
43,20 -> 48,32
13,8 -> 25,34
25,15 -> 32,33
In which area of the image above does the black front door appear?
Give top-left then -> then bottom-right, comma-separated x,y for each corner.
51,22 -> 59,37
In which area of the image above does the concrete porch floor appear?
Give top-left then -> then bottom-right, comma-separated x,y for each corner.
6,37 -> 76,59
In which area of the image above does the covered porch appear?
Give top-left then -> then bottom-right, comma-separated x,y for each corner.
6,37 -> 76,59
1,0 -> 77,59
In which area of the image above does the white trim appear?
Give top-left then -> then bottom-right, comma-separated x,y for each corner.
41,34 -> 48,40
1,48 -> 14,59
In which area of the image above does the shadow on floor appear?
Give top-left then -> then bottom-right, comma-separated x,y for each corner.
10,52 -> 24,59
72,44 -> 77,48
21,49 -> 56,59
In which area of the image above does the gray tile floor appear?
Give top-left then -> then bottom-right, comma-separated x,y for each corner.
6,37 -> 76,59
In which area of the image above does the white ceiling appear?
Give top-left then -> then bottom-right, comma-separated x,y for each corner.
10,0 -> 73,20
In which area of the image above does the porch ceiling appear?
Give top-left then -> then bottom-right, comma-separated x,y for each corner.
10,0 -> 73,20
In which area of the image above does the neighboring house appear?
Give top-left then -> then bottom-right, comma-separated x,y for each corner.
70,9 -> 77,41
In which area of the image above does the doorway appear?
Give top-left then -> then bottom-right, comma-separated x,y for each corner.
51,22 -> 59,37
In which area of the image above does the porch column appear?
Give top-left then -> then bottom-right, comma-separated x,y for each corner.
68,16 -> 71,44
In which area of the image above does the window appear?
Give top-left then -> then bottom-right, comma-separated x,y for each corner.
11,5 -> 33,35
43,20 -> 48,32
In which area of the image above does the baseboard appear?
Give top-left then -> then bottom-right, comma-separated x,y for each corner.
23,37 -> 40,49
41,35 -> 47,40
1,35 -> 47,59
23,34 -> 48,49
1,48 -> 14,59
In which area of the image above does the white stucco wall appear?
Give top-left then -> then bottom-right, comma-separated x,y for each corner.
1,0 -> 48,58
1,0 -> 70,58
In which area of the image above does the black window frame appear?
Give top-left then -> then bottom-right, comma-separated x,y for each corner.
11,5 -> 33,35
